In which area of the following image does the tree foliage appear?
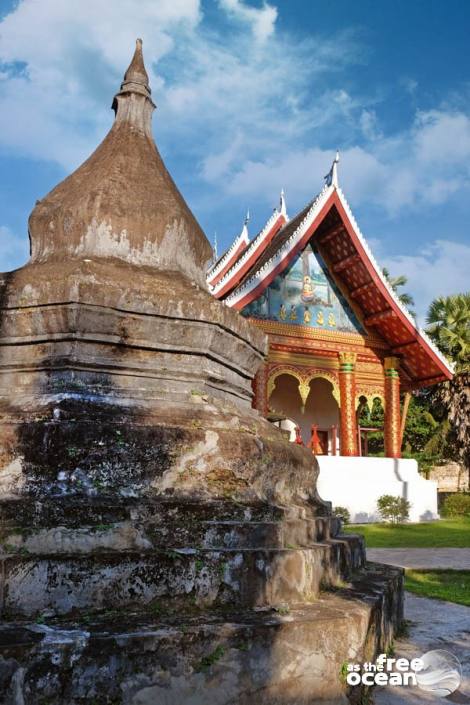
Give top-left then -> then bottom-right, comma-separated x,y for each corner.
382,267 -> 415,312
358,395 -> 447,472
426,292 -> 470,472
426,293 -> 470,371
377,494 -> 411,523
358,288 -> 469,475
441,493 -> 470,518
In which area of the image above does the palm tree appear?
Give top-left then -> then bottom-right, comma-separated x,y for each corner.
426,293 -> 470,370
382,267 -> 415,311
426,292 -> 470,479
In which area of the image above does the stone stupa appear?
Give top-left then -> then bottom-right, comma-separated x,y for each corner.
0,40 -> 402,705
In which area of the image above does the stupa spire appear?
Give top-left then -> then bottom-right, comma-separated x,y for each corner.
112,38 -> 155,124
116,38 -> 151,98
28,39 -> 212,284
124,38 -> 149,87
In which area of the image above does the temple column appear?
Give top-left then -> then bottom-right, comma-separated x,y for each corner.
338,352 -> 358,456
384,356 -> 401,458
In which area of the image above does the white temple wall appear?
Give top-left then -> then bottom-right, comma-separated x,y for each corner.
316,456 -> 439,523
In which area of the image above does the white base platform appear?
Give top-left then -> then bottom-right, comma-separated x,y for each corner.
316,456 -> 439,523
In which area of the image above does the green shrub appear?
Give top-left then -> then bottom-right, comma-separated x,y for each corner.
377,495 -> 411,524
441,493 -> 470,518
333,506 -> 351,524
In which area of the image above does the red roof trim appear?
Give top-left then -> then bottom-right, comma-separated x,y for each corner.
332,193 -> 452,380
213,213 -> 286,299
231,197 -> 333,310
207,239 -> 248,286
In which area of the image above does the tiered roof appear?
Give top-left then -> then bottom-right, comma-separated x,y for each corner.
206,213 -> 250,287
211,156 -> 453,388
207,192 -> 288,297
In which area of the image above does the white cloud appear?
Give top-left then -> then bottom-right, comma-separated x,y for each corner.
1,0 -> 470,270
217,107 -> 470,216
0,0 -> 362,178
0,226 -> 29,272
0,2 -> 365,223
218,0 -> 277,42
381,240 -> 470,322
359,109 -> 382,141
0,0 -> 201,166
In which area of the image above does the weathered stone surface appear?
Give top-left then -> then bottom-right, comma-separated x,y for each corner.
428,461 -> 469,493
0,564 -> 402,705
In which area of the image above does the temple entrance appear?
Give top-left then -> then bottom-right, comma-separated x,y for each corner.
268,373 -> 340,454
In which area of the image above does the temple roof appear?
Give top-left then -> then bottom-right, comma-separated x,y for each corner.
28,39 -> 212,286
207,211 -> 250,286
208,192 -> 288,297
216,157 -> 453,388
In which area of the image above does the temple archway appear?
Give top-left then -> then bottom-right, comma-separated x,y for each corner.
267,371 -> 340,452
268,373 -> 303,431
304,377 -> 340,453
357,395 -> 385,456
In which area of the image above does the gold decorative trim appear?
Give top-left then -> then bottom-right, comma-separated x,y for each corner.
338,351 -> 357,365
355,391 -> 385,412
384,356 -> 401,371
267,364 -> 340,411
249,318 -> 387,348
267,366 -> 304,402
268,349 -> 339,369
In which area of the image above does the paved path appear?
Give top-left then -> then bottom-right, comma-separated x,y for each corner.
374,593 -> 470,704
367,548 -> 470,570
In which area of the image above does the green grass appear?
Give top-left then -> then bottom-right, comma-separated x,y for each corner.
344,518 -> 470,547
405,570 -> 470,607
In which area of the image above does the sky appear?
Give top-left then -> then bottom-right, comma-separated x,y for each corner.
0,0 -> 469,323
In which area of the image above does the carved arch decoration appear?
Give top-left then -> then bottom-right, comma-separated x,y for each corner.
355,390 -> 386,413
267,365 -> 340,413
304,369 -> 341,406
267,366 -> 310,410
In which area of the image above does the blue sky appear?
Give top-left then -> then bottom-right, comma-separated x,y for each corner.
0,0 -> 469,322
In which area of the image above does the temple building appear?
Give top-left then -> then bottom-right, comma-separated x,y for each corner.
208,154 -> 454,521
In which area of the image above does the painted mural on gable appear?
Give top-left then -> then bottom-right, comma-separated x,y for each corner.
241,243 -> 364,334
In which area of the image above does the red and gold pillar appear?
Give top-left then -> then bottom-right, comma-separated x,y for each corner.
338,352 -> 358,456
384,356 -> 401,458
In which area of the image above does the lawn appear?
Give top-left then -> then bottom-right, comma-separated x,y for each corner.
405,570 -> 470,607
344,518 -> 470,547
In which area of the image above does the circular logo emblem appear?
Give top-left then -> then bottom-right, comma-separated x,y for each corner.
415,650 -> 462,697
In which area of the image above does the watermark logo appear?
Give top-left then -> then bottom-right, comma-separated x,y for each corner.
415,650 -> 462,697
345,649 -> 461,696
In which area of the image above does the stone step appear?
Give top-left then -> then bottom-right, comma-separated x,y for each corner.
1,538 -> 365,618
0,497 -> 325,529
0,563 -> 403,705
0,516 -> 345,553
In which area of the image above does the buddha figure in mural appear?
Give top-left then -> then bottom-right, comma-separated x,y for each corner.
301,274 -> 315,303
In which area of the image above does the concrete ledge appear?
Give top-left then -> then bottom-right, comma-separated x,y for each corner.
317,456 -> 438,523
